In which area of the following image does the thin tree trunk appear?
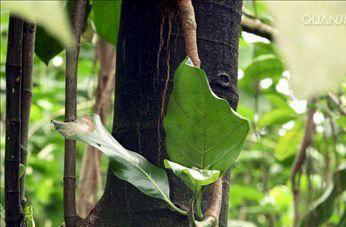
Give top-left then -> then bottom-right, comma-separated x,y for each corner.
85,1 -> 243,227
291,99 -> 316,227
64,0 -> 87,226
5,16 -> 24,227
77,39 -> 115,218
20,21 -> 36,207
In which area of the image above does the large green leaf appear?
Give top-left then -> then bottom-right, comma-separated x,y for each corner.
299,166 -> 346,227
164,160 -> 220,191
164,58 -> 250,173
53,115 -> 171,203
93,0 -> 121,46
35,27 -> 64,65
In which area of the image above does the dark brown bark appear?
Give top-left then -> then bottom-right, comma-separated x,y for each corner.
65,0 -> 87,226
5,15 -> 24,227
20,21 -> 36,206
85,1 -> 242,227
77,39 -> 115,218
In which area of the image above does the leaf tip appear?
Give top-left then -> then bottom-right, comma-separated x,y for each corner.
52,115 -> 95,138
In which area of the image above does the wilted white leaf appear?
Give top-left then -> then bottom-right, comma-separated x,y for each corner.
266,2 -> 346,98
2,1 -> 73,46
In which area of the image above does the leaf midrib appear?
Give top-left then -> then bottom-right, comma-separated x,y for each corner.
94,132 -> 170,202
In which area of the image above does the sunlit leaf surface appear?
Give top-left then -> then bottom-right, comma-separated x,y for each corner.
164,58 -> 249,173
164,159 -> 220,191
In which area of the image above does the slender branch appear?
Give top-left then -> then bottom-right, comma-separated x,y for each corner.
20,20 -> 36,207
196,178 -> 223,227
178,0 -> 201,67
64,0 -> 87,226
290,98 -> 316,227
241,15 -> 276,41
5,15 -> 24,227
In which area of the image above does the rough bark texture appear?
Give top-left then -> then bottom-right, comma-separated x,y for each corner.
5,15 -> 24,227
87,1 -> 242,227
20,21 -> 36,206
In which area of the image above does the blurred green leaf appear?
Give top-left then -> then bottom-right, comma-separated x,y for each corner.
164,58 -> 249,173
93,0 -> 121,46
244,54 -> 284,80
299,166 -> 346,227
229,184 -> 264,205
2,1 -> 72,46
35,1 -> 91,64
258,109 -> 298,128
336,208 -> 346,227
0,203 -> 4,220
164,159 -> 220,191
275,122 -> 303,160
336,116 -> 346,130
268,185 -> 292,211
238,41 -> 277,69
265,94 -> 290,109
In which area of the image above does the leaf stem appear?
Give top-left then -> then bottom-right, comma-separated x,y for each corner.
188,191 -> 198,227
196,189 -> 203,219
165,199 -> 188,216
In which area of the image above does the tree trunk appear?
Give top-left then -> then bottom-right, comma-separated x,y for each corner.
87,1 -> 242,226
77,39 -> 115,218
20,20 -> 36,208
5,15 -> 24,227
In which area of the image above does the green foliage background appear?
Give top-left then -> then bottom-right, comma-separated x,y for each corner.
1,2 -> 346,227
